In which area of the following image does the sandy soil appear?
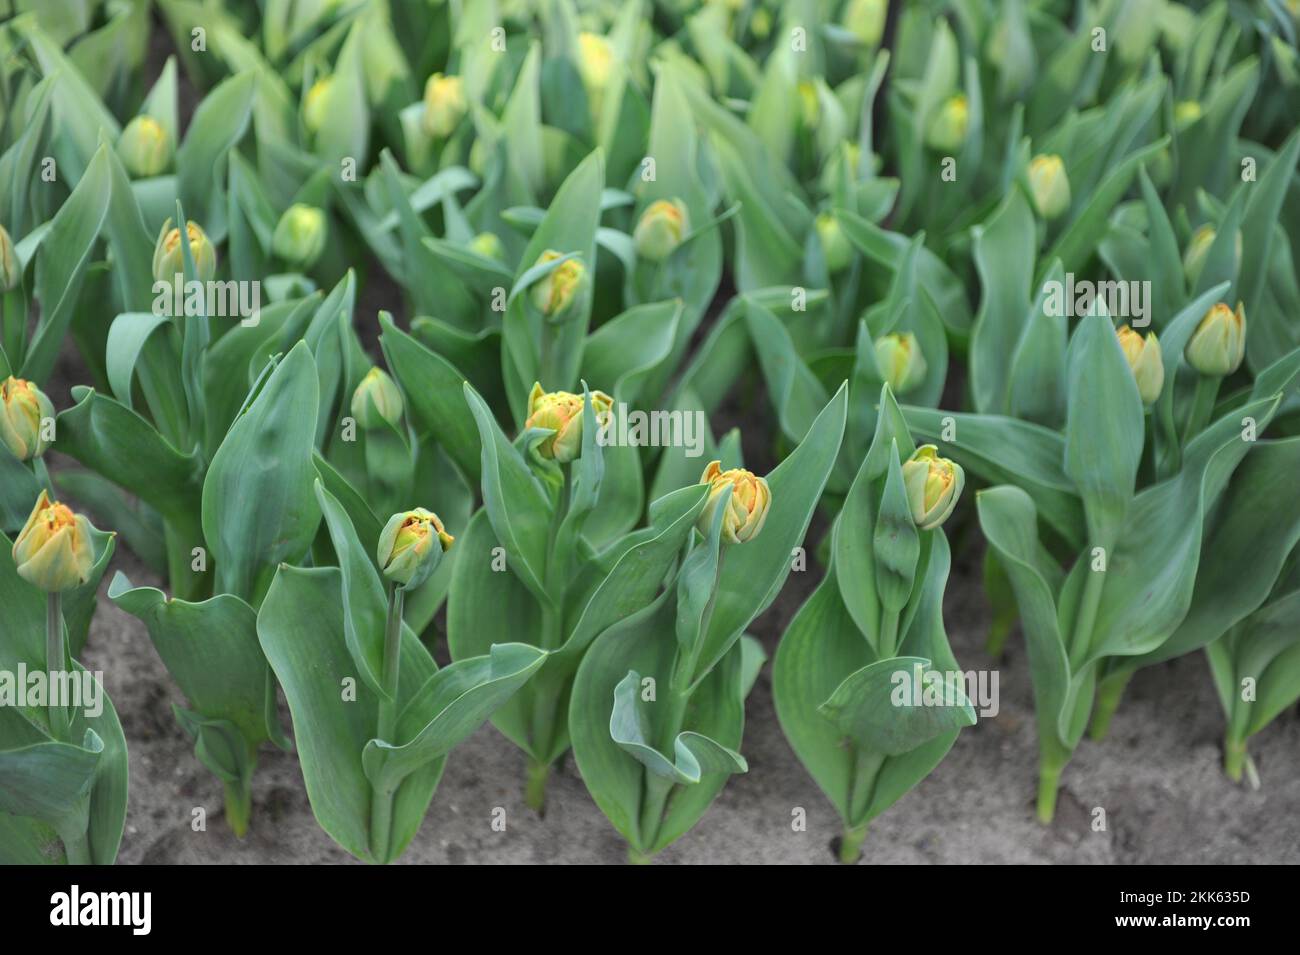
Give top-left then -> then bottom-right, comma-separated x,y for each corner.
80,539 -> 1300,866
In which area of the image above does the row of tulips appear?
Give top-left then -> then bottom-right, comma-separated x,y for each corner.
1,0 -> 1298,864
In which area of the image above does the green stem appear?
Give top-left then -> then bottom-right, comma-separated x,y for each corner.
1036,738 -> 1070,825
878,609 -> 900,660
60,827 -> 92,865
524,758 -> 550,813
637,771 -> 676,857
46,592 -> 68,742
370,585 -> 405,862
1181,375 -> 1220,447
1089,669 -> 1133,741
223,773 -> 253,838
1068,558 -> 1107,671
846,747 -> 884,823
1223,734 -> 1248,783
838,822 -> 869,864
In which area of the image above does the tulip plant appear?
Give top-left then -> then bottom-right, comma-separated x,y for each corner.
2,0 -> 1299,867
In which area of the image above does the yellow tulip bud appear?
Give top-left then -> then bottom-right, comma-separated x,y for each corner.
577,32 -> 614,117
874,333 -> 927,394
843,0 -> 887,46
272,203 -> 327,267
926,94 -> 968,153
524,383 -> 613,464
901,445 -> 963,530
0,376 -> 54,461
351,367 -> 404,429
117,115 -> 172,178
698,461 -> 771,544
1182,224 -> 1243,286
797,80 -> 821,131
1186,302 -> 1246,377
470,232 -> 505,261
1116,326 -> 1164,405
377,508 -> 453,588
1028,154 -> 1071,220
0,223 -> 21,292
12,491 -> 95,593
303,77 -> 334,135
816,212 -> 853,273
751,7 -> 772,39
153,218 -> 216,284
421,73 -> 467,139
633,199 -> 689,262
1174,100 -> 1202,128
530,250 -> 585,317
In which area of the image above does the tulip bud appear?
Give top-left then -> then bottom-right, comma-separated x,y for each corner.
12,491 -> 95,593
576,32 -> 614,117
272,203 -> 327,268
1185,302 -> 1246,377
1182,224 -> 1243,286
1116,326 -> 1164,405
925,94 -> 968,153
874,333 -> 927,394
351,367 -> 404,429
470,232 -> 505,261
1028,154 -> 1071,220
530,250 -> 585,317
901,445 -> 963,530
698,460 -> 771,545
843,0 -> 887,46
421,73 -> 467,139
816,212 -> 853,273
117,115 -> 172,177
0,376 -> 54,461
377,508 -> 453,589
751,7 -> 772,39
524,383 -> 613,464
153,218 -> 216,284
1174,100 -> 1202,128
0,224 -> 20,292
797,80 -> 820,131
303,77 -> 334,135
633,199 -> 689,262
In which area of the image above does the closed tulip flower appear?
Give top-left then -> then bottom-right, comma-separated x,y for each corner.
577,32 -> 614,116
530,250 -> 585,317
816,212 -> 853,273
1186,302 -> 1246,377
1182,224 -> 1242,286
1028,154 -> 1071,220
524,383 -> 613,464
1116,326 -> 1164,405
153,219 -> 216,283
0,376 -> 54,461
925,94 -> 968,152
901,445 -> 963,530
874,333 -> 927,394
13,491 -> 95,593
843,0 -> 887,46
421,73 -> 466,138
470,232 -> 505,261
633,199 -> 689,262
351,367 -> 404,429
303,77 -> 334,134
118,115 -> 172,177
377,508 -> 453,589
0,224 -> 19,291
272,204 -> 327,267
698,461 -> 771,544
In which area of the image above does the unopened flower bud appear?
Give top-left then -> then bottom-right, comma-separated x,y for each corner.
377,508 -> 453,588
843,0 -> 887,46
1182,224 -> 1243,286
524,383 -> 613,464
351,367 -> 404,429
530,250 -> 585,317
1116,326 -> 1164,405
926,94 -> 968,153
12,491 -> 96,593
0,224 -> 20,291
1185,302 -> 1246,377
0,376 -> 54,461
470,232 -> 505,261
577,32 -> 614,117
152,219 -> 216,283
421,73 -> 466,139
633,199 -> 689,262
874,333 -> 927,394
118,115 -> 172,177
272,203 -> 327,268
816,212 -> 853,273
1174,100 -> 1202,128
901,445 -> 963,530
303,77 -> 334,134
698,460 -> 771,544
1028,154 -> 1071,220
